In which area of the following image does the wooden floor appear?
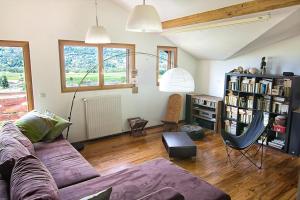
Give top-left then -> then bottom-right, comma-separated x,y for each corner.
81,127 -> 300,200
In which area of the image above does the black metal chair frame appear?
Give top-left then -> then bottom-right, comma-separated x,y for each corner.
224,133 -> 267,169
222,112 -> 273,169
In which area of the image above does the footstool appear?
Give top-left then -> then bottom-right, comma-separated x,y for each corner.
180,125 -> 205,141
162,132 -> 197,158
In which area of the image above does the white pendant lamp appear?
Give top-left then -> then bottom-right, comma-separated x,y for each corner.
85,0 -> 111,44
126,0 -> 162,32
159,68 -> 195,93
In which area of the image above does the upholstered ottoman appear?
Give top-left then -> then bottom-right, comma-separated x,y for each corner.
162,132 -> 197,158
180,125 -> 205,141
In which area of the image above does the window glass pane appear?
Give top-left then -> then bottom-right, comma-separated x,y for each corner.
103,48 -> 128,85
64,46 -> 99,87
0,47 -> 27,124
158,50 -> 169,81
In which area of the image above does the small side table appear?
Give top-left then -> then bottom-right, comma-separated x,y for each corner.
180,125 -> 205,141
128,117 -> 148,136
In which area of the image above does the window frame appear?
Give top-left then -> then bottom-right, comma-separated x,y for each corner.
0,40 -> 34,111
156,46 -> 177,86
58,40 -> 135,93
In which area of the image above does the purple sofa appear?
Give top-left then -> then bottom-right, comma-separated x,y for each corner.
1,135 -> 230,200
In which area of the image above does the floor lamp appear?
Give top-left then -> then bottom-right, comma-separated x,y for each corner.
66,51 -> 195,151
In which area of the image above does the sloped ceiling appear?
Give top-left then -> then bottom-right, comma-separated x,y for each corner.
112,0 -> 300,60
112,0 -> 251,21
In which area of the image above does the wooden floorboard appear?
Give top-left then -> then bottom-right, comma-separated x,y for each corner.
81,127 -> 300,200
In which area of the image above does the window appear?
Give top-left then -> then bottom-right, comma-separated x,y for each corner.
0,40 -> 34,124
59,40 -> 135,92
157,46 -> 177,85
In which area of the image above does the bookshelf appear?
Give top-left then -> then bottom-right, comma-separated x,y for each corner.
186,94 -> 222,133
223,73 -> 300,153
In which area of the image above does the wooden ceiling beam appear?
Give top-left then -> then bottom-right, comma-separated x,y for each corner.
162,0 -> 300,29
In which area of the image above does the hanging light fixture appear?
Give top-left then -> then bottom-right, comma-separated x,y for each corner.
85,0 -> 111,44
159,68 -> 195,92
126,0 -> 162,32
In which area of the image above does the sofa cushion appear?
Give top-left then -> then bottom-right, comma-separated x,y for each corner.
58,158 -> 231,200
0,122 -> 35,154
0,174 -> 8,200
34,138 -> 99,188
43,112 -> 72,142
0,134 -> 30,180
10,155 -> 59,200
137,187 -> 184,200
15,110 -> 58,143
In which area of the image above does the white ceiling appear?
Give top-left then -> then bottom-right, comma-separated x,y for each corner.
112,0 -> 252,21
112,0 -> 300,60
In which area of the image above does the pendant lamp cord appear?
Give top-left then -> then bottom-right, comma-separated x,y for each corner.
95,0 -> 99,27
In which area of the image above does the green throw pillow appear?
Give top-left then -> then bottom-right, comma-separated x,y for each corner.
15,110 -> 58,143
43,113 -> 72,142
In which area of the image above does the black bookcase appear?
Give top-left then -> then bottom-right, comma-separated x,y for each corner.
222,73 -> 300,154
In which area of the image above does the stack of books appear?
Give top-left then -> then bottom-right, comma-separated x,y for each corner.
268,139 -> 284,149
225,120 -> 237,135
226,106 -> 238,120
241,77 -> 255,93
255,79 -> 273,94
257,96 -> 271,112
228,76 -> 239,91
238,109 -> 253,124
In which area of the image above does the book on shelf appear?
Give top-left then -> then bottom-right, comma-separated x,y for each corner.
241,77 -> 255,93
257,96 -> 271,112
263,112 -> 270,127
225,92 -> 238,106
255,79 -> 272,94
272,97 -> 289,114
272,102 -> 289,114
228,76 -> 239,91
238,96 -> 254,109
238,109 -> 253,124
268,139 -> 284,149
272,79 -> 292,97
225,120 -> 237,135
226,106 -> 238,120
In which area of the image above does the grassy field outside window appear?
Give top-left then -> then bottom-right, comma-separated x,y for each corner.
59,40 -> 135,92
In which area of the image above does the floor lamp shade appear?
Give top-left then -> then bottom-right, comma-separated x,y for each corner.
126,4 -> 162,32
159,68 -> 195,93
85,25 -> 111,44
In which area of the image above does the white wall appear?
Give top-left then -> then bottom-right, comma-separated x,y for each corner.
196,35 -> 300,97
0,0 -> 198,142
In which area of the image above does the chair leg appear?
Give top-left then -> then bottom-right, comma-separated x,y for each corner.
224,142 -> 264,169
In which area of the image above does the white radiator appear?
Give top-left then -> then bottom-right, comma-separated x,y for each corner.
83,95 -> 122,139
